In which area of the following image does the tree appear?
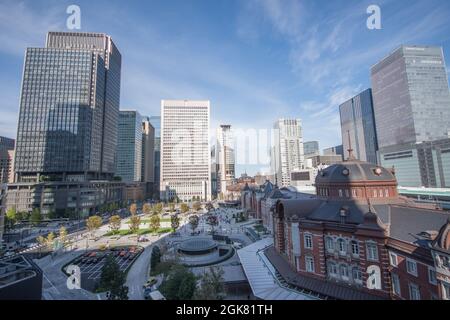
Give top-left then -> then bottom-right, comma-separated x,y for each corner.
99,255 -> 129,300
194,266 -> 225,300
142,203 -> 152,215
159,264 -> 196,300
153,203 -> 163,215
189,215 -> 199,233
109,215 -> 121,235
206,215 -> 219,234
36,235 -> 46,256
180,203 -> 189,214
170,214 -> 180,232
59,226 -> 68,248
149,214 -> 160,234
205,202 -> 214,211
193,202 -> 202,212
30,208 -> 42,226
129,215 -> 141,234
129,203 -> 137,216
47,210 -> 56,220
168,202 -> 175,213
86,215 -> 102,237
5,208 -> 17,230
46,232 -> 55,251
151,245 -> 161,270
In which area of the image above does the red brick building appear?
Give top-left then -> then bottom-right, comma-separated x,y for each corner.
270,158 -> 450,300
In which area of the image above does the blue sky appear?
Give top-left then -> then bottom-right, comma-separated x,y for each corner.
1,0 -> 450,175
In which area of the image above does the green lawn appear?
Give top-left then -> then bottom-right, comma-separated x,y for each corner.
105,227 -> 172,237
125,217 -> 171,224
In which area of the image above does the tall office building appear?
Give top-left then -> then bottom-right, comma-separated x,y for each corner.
216,125 -> 235,197
141,117 -> 155,184
323,145 -> 344,159
0,136 -> 15,184
339,88 -> 378,164
116,111 -> 143,182
160,100 -> 211,201
371,45 -> 450,187
14,32 -> 121,183
271,119 -> 304,187
149,116 -> 161,198
7,32 -> 123,217
303,141 -> 320,158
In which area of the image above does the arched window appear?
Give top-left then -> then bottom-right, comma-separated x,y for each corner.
352,267 -> 363,284
340,264 -> 349,279
345,189 -> 350,198
338,238 -> 346,254
328,262 -> 338,276
325,236 -> 334,252
338,189 -> 343,197
352,189 -> 357,197
373,189 -> 377,198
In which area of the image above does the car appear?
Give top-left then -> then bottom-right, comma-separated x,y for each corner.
143,277 -> 158,289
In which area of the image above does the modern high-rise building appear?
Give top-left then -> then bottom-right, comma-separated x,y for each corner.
7,32 -> 123,217
271,119 -> 304,187
160,100 -> 211,201
0,136 -> 15,184
141,117 -> 155,184
339,88 -> 378,164
371,45 -> 450,187
116,111 -> 143,182
303,141 -> 320,158
14,32 -> 122,183
216,125 -> 235,198
149,116 -> 161,199
323,145 -> 344,159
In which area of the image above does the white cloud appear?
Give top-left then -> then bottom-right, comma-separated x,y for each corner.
0,1 -> 63,56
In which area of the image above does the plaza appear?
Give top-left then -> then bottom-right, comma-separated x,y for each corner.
27,202 -> 267,300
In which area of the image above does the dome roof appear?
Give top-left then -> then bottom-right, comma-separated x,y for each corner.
315,160 -> 396,185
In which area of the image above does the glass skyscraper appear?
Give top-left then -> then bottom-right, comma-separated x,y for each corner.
149,116 -> 161,198
371,45 -> 450,187
303,141 -> 320,158
339,88 -> 378,164
14,32 -> 121,183
372,46 -> 450,148
116,111 -> 143,182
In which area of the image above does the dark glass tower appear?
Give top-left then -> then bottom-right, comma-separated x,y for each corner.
339,88 -> 378,164
15,32 -> 121,182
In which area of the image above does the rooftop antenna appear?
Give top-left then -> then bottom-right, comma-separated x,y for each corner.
347,130 -> 355,160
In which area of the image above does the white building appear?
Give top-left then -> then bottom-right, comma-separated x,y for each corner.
271,119 -> 305,187
216,125 -> 235,198
160,100 -> 211,201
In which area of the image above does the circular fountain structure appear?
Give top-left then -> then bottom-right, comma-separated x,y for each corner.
176,237 -> 234,267
178,238 -> 218,255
